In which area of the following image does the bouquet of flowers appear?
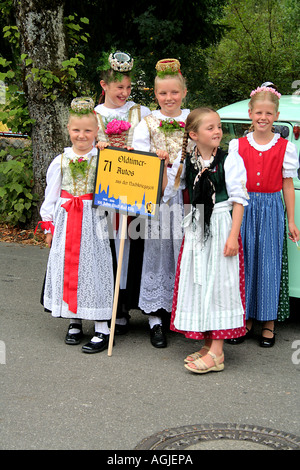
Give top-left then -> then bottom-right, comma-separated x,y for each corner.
69,155 -> 89,178
103,118 -> 132,147
105,119 -> 131,135
159,119 -> 185,134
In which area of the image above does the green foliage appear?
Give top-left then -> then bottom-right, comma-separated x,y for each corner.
207,0 -> 300,107
24,14 -> 91,101
0,146 -> 39,226
0,57 -> 35,134
0,13 -> 91,134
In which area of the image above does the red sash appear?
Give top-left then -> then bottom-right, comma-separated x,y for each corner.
61,190 -> 93,313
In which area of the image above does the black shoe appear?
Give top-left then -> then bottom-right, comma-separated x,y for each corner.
259,328 -> 275,348
245,325 -> 254,339
115,323 -> 129,335
65,324 -> 83,345
226,325 -> 254,345
108,320 -> 129,335
226,336 -> 245,345
81,332 -> 110,354
150,324 -> 167,348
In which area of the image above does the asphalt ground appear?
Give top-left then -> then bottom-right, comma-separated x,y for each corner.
1,241 -> 300,454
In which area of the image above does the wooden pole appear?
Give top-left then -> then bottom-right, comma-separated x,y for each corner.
108,214 -> 127,356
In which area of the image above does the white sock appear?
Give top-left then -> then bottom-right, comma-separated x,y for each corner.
116,317 -> 127,326
148,315 -> 162,329
69,319 -> 82,334
91,321 -> 110,342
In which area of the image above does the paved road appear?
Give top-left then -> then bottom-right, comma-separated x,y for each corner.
1,241 -> 299,451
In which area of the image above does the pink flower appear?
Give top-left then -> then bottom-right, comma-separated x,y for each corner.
105,119 -> 131,135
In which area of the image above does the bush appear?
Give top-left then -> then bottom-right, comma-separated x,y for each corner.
0,145 -> 39,226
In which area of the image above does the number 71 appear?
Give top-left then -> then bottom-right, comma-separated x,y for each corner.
104,160 -> 112,172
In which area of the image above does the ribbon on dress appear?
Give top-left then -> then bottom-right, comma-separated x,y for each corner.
34,220 -> 55,235
61,190 -> 93,313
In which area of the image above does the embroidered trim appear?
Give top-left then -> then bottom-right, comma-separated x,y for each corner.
240,180 -> 249,199
246,132 -> 280,151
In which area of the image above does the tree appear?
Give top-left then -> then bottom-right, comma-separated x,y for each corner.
13,0 -> 70,215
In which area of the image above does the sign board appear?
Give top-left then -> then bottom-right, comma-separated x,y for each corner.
93,147 -> 164,219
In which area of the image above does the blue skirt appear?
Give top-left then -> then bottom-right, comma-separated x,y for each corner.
241,192 -> 284,322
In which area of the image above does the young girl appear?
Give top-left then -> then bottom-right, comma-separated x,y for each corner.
132,58 -> 190,348
95,51 -> 151,333
171,108 -> 249,373
228,86 -> 299,347
38,97 -> 114,354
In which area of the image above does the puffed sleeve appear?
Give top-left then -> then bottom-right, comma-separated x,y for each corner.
228,138 -> 239,154
224,151 -> 249,206
282,141 -> 299,178
132,119 -> 150,152
40,155 -> 62,223
140,105 -> 151,119
162,152 -> 186,203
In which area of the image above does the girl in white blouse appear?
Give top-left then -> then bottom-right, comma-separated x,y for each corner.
38,98 -> 114,354
171,107 -> 249,373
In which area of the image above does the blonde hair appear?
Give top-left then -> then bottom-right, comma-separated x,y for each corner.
68,110 -> 98,126
174,107 -> 217,188
154,72 -> 187,93
249,89 -> 280,113
248,90 -> 280,133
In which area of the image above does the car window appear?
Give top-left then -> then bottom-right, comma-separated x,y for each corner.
221,122 -> 250,151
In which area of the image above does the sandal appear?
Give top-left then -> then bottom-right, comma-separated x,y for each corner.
184,351 -> 224,374
184,345 -> 210,363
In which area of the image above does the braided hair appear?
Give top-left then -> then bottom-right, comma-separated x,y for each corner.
174,107 -> 216,188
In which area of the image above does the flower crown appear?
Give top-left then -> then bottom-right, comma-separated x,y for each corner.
70,97 -> 95,114
108,51 -> 134,72
250,86 -> 281,99
155,58 -> 181,78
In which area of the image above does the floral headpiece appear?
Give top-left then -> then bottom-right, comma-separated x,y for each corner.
108,51 -> 134,73
250,86 -> 281,99
70,97 -> 95,114
155,58 -> 181,78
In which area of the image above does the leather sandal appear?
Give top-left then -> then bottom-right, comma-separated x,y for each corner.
184,351 -> 225,374
184,345 -> 210,363
260,328 -> 275,348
